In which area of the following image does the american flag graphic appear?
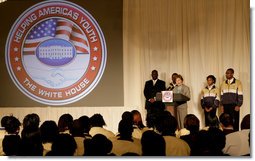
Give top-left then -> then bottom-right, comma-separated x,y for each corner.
23,18 -> 89,55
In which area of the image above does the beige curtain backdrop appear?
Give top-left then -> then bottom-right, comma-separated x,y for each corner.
0,0 -> 250,132
123,0 -> 250,127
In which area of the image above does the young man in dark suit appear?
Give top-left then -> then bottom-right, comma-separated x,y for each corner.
144,70 -> 166,110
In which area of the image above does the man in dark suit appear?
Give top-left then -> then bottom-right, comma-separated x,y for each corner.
144,70 -> 166,114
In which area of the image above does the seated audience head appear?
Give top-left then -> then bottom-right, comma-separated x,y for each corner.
2,135 -> 21,156
90,114 -> 106,128
207,115 -> 220,129
219,113 -> 233,128
48,134 -> 77,156
22,113 -> 40,132
156,111 -> 177,136
5,116 -> 21,134
184,114 -> 200,133
40,120 -> 58,143
146,101 -> 166,128
1,116 -> 10,128
241,114 -> 250,130
118,119 -> 133,140
141,130 -> 166,156
195,128 -> 226,156
71,119 -> 84,137
84,134 -> 113,156
78,115 -> 90,134
121,111 -> 133,123
131,110 -> 145,129
57,113 -> 73,133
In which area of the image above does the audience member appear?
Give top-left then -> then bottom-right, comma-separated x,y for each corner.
141,130 -> 165,156
4,116 -> 21,135
1,115 -> 21,156
146,101 -> 165,128
219,113 -> 234,135
111,119 -> 142,156
131,110 -> 145,129
47,134 -> 77,156
193,128 -> 226,156
40,120 -> 58,156
222,114 -> 250,156
0,116 -> 8,155
180,114 -> 200,155
57,113 -> 73,134
19,113 -> 43,156
84,134 -> 114,156
156,111 -> 190,156
78,115 -> 92,139
131,110 -> 149,139
1,116 -> 9,129
121,111 -> 133,123
71,119 -> 85,156
202,115 -> 220,130
89,114 -> 115,139
0,110 -> 250,157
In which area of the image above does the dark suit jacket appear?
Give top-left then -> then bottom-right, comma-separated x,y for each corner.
143,79 -> 166,109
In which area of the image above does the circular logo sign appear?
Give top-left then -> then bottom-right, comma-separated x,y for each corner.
5,0 -> 107,105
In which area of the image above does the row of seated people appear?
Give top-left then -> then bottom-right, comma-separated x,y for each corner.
0,110 -> 250,156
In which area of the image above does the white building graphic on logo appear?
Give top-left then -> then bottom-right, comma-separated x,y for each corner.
38,46 -> 74,60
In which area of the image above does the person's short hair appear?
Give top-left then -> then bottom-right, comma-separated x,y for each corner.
84,134 -> 112,156
131,110 -> 145,129
57,113 -> 73,132
226,68 -> 234,74
219,113 -> 233,127
5,116 -> 21,134
172,73 -> 178,77
207,115 -> 220,128
241,114 -> 250,130
156,111 -> 177,136
141,130 -> 166,156
90,114 -> 106,127
184,114 -> 200,133
49,134 -> 77,156
23,113 -> 40,131
1,116 -> 10,128
121,111 -> 133,123
78,115 -> 90,133
206,75 -> 216,84
152,70 -> 158,74
40,120 -> 58,143
71,119 -> 84,137
118,119 -> 133,138
175,74 -> 183,81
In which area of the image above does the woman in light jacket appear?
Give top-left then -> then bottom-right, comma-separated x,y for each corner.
172,75 -> 190,129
